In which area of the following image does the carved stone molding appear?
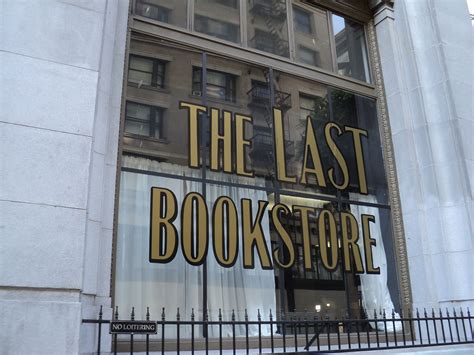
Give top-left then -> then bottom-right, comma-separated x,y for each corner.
366,19 -> 413,312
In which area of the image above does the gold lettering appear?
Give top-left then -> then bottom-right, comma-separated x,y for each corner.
293,205 -> 315,271
210,108 -> 233,173
241,199 -> 272,269
181,192 -> 209,265
274,108 -> 296,183
345,126 -> 368,194
300,117 -> 327,186
271,204 -> 295,269
212,196 -> 238,267
325,122 -> 349,190
318,209 -> 338,271
179,102 -> 207,168
362,214 -> 380,274
340,211 -> 364,273
235,114 -> 254,177
150,188 -> 179,262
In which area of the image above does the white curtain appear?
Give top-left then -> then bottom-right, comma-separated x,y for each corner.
349,194 -> 402,332
115,156 -> 276,338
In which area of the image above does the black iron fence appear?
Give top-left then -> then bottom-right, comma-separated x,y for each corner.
83,306 -> 474,354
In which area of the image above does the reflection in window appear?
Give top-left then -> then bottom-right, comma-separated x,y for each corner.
194,0 -> 241,43
332,14 -> 370,82
125,101 -> 163,139
128,55 -> 165,88
192,67 -> 236,102
293,5 -> 332,71
134,0 -> 187,28
247,0 -> 289,58
299,93 -> 327,121
195,15 -> 239,43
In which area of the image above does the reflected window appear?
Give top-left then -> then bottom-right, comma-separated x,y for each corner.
125,101 -> 163,139
128,55 -> 165,88
299,93 -> 327,121
195,15 -> 239,43
135,1 -> 170,22
293,7 -> 312,34
134,0 -> 187,28
192,68 -> 236,102
332,14 -> 370,82
292,5 -> 332,71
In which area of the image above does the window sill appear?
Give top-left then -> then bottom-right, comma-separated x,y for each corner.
188,94 -> 243,109
123,133 -> 169,144
128,82 -> 171,94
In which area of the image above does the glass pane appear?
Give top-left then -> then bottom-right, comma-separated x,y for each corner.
125,37 -> 204,177
128,70 -> 153,86
293,5 -> 332,71
194,0 -> 240,43
332,14 -> 370,82
135,0 -> 187,28
124,119 -> 150,136
207,71 -> 227,86
130,56 -> 154,72
330,89 -> 389,204
247,0 -> 289,58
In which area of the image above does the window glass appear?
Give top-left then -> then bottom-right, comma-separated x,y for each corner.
128,55 -> 165,88
194,0 -> 240,43
293,5 -> 332,71
247,0 -> 290,58
192,68 -> 236,102
135,0 -> 187,28
332,14 -> 370,82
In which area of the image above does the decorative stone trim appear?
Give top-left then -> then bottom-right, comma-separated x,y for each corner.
366,19 -> 413,313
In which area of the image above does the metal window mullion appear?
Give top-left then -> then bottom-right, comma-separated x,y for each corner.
188,0 -> 195,31
240,0 -> 247,47
287,0 -> 297,62
327,11 -> 338,73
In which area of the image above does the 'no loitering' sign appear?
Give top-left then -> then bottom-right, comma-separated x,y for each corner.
109,321 -> 157,334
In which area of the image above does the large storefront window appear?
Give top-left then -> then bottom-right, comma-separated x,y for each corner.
115,32 -> 400,345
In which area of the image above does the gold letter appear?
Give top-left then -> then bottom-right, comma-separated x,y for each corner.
318,209 -> 338,271
181,192 -> 209,265
235,114 -> 254,177
325,122 -> 349,190
210,108 -> 233,173
179,102 -> 207,168
345,126 -> 368,194
271,204 -> 295,269
150,187 -> 178,263
340,211 -> 364,273
300,117 -> 327,187
241,199 -> 272,269
212,196 -> 239,267
293,206 -> 315,271
362,214 -> 380,274
274,108 -> 296,183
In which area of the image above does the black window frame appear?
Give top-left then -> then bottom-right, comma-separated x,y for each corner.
125,101 -> 164,139
192,67 -> 237,102
128,54 -> 166,89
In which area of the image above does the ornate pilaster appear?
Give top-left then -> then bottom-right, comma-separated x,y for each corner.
366,17 -> 413,313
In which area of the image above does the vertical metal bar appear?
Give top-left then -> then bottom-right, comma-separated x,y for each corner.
146,307 -> 150,355
384,309 -> 389,347
232,310 -> 236,355
401,309 -> 406,346
416,309 -> 423,345
431,309 -> 438,344
245,309 -> 249,355
326,313 -> 330,351
409,309 -> 415,346
347,315 -> 351,350
294,316 -> 298,352
191,308 -> 195,355
453,308 -> 460,342
337,320 -> 341,350
374,310 -> 379,348
219,309 -> 223,355
366,318 -> 370,349
355,319 -> 361,349
114,306 -> 119,355
205,309 -> 209,355
97,305 -> 103,355
439,309 -> 446,344
176,308 -> 180,354
467,308 -> 473,339
424,308 -> 430,344
270,309 -> 274,353
282,312 -> 286,352
460,308 -> 467,341
161,308 -> 165,355
447,308 -> 453,343
130,307 -> 135,355
258,309 -> 262,353
392,309 -> 397,346
305,311 -> 310,350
